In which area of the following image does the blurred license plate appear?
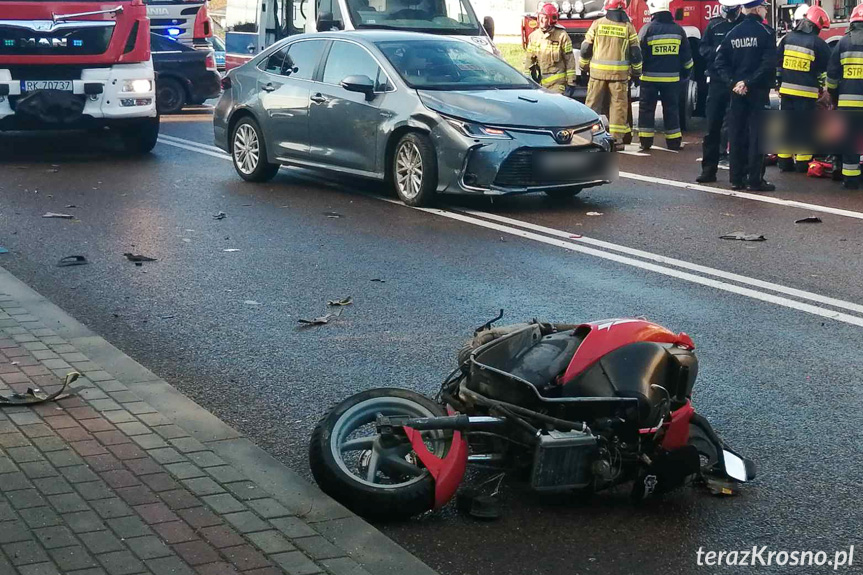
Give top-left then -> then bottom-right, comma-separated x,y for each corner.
22,81 -> 72,92
538,152 -> 598,176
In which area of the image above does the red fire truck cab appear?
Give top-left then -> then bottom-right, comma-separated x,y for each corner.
0,0 -> 159,153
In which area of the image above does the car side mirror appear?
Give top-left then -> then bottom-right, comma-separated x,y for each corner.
341,75 -> 376,99
483,16 -> 495,39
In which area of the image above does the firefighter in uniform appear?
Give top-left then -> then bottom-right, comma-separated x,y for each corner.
776,5 -> 831,172
714,0 -> 777,192
579,0 -> 643,143
524,3 -> 577,95
826,4 -> 863,190
636,0 -> 693,151
696,3 -> 743,182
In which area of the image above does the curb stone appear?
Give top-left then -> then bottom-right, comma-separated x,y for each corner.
0,264 -> 438,575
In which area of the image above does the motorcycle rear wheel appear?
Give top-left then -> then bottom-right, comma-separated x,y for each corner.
309,388 -> 450,520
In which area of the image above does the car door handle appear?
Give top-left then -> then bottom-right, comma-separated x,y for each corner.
262,83 -> 276,92
310,93 -> 328,104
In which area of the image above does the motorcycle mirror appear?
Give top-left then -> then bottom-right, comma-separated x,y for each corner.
722,450 -> 748,482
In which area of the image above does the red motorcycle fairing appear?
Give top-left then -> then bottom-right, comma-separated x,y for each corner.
559,319 -> 695,386
403,427 -> 469,509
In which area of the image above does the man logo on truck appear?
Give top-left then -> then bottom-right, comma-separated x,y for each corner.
19,38 -> 68,48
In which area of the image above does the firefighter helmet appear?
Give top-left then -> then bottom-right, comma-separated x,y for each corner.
851,3 -> 863,22
538,2 -> 560,24
792,3 -> 808,24
604,0 -> 627,10
648,0 -> 671,14
805,5 -> 830,30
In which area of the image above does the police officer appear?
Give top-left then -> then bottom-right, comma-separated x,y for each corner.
637,0 -> 693,151
696,3 -> 742,182
776,5 -> 831,172
579,0 -> 643,143
525,3 -> 577,95
714,0 -> 777,192
826,4 -> 863,190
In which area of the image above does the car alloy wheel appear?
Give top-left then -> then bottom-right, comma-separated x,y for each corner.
396,141 -> 423,201
233,124 -> 260,176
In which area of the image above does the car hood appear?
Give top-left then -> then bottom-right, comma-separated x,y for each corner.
417,89 -> 598,129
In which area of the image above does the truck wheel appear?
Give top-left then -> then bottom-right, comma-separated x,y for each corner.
156,77 -> 186,115
231,117 -> 280,182
679,78 -> 697,132
309,388 -> 450,520
121,117 -> 160,155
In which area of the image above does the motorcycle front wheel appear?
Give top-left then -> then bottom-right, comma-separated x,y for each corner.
309,388 -> 450,520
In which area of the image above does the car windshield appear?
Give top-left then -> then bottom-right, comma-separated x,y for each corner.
377,39 -> 534,90
347,0 -> 481,35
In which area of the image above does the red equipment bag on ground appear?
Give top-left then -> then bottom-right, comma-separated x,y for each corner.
807,159 -> 834,178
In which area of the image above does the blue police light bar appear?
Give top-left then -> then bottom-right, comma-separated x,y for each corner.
167,28 -> 182,36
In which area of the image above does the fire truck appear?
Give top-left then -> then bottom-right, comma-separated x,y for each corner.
522,0 -> 720,129
223,0 -> 497,71
0,0 -> 159,153
772,0 -> 852,43
146,0 -> 215,49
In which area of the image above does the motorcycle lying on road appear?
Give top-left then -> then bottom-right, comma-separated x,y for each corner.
309,315 -> 756,519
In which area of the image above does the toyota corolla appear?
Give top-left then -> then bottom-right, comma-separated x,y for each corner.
214,31 -> 616,206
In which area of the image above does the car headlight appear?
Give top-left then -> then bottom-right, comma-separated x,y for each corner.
123,79 -> 153,94
598,114 -> 609,132
561,1 -> 572,13
445,117 -> 511,139
573,0 -> 585,12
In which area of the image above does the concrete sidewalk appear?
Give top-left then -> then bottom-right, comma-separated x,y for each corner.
0,265 -> 437,575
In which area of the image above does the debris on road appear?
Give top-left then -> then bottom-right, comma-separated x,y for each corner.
371,278 -> 386,283
586,212 -> 603,217
720,232 -> 766,242
324,212 -> 343,219
57,256 -> 88,267
213,211 -> 227,220
298,308 -> 343,326
65,204 -> 77,209
244,300 -> 261,306
42,212 -> 74,219
795,216 -> 822,224
0,247 -> 7,254
327,297 -> 353,307
223,248 -> 241,252
123,253 -> 157,267
0,372 -> 78,406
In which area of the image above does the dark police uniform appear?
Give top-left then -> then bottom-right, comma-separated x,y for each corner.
826,22 -> 863,188
698,12 -> 742,180
637,11 -> 693,150
776,19 -> 831,171
714,12 -> 777,190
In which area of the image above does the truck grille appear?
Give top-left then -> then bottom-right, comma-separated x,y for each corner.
0,23 -> 114,56
6,66 -> 89,81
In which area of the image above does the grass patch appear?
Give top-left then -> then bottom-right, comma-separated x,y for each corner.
498,43 -> 527,70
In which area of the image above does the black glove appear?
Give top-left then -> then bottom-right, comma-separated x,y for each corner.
564,85 -> 576,99
631,76 -> 641,87
577,72 -> 589,87
530,65 -> 542,83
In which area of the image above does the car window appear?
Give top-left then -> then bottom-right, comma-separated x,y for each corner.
322,41 -> 383,88
151,34 -> 181,53
284,40 -> 327,80
260,46 -> 289,75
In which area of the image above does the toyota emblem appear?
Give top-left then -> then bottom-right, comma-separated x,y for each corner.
555,130 -> 573,144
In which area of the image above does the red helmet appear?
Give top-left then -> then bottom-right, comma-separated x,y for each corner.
852,3 -> 863,23
604,0 -> 626,10
538,2 -> 559,23
805,5 -> 830,30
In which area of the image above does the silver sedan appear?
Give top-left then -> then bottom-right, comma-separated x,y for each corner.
214,31 -> 616,206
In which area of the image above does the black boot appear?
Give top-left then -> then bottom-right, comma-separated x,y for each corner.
794,161 -> 810,173
777,157 -> 794,172
639,136 -> 654,151
843,178 -> 860,190
696,171 -> 717,183
747,180 -> 776,192
666,138 -> 682,151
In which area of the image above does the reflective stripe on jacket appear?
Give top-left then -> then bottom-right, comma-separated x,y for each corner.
525,26 -> 577,91
777,22 -> 831,99
826,27 -> 863,108
638,13 -> 693,83
579,11 -> 643,81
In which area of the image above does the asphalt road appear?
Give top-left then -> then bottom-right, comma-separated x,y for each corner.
2,109 -> 863,575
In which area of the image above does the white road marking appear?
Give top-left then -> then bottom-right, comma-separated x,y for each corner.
157,134 -> 863,327
158,134 -> 227,155
620,171 -> 863,221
